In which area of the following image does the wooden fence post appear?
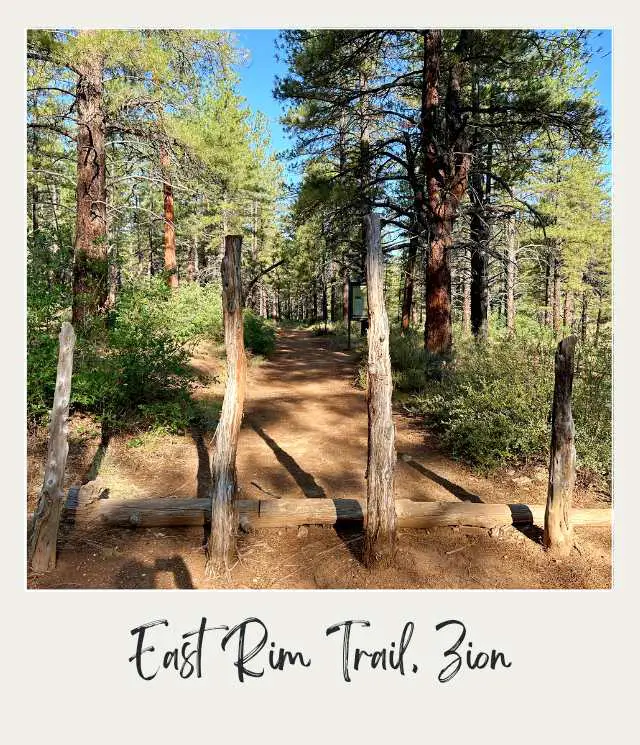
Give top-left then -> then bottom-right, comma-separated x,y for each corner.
544,335 -> 577,556
205,236 -> 247,576
363,213 -> 397,567
28,322 -> 76,573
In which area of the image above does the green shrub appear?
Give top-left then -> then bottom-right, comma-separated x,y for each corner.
243,309 -> 276,356
71,285 -> 195,429
399,329 -> 611,488
388,326 -> 446,391
409,337 -> 553,470
573,336 -> 612,486
27,277 -> 223,431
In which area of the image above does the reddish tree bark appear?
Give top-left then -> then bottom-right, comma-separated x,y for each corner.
421,30 -> 472,354
71,35 -> 108,327
160,145 -> 178,289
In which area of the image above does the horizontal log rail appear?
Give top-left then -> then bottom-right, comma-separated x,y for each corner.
58,493 -> 611,531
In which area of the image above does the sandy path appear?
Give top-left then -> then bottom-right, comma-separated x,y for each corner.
28,326 -> 612,590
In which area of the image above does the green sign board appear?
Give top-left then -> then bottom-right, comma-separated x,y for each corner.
350,283 -> 368,320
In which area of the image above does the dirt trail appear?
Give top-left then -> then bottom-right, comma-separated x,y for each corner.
27,327 -> 612,590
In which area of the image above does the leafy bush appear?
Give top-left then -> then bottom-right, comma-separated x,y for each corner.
71,283 -> 196,429
388,326 -> 445,391
573,336 -> 612,486
243,309 -> 276,356
27,277 -> 223,431
408,337 -> 553,470
396,329 -> 610,488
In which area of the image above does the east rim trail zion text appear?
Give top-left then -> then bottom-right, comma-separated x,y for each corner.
129,617 -> 512,683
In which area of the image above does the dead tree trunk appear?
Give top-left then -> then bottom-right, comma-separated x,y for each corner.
363,214 -> 397,567
205,236 -> 247,576
544,336 -> 577,556
28,323 -> 76,573
160,146 -> 178,289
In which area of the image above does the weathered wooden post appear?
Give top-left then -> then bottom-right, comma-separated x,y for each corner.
544,335 -> 577,556
28,322 -> 76,573
363,213 -> 397,567
205,236 -> 247,576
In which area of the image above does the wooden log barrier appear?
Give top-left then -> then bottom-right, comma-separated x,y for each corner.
66,496 -> 610,531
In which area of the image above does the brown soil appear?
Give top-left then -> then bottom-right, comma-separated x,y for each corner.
27,327 -> 612,590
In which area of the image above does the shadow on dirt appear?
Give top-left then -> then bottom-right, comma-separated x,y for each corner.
115,555 -> 195,589
249,420 -> 326,498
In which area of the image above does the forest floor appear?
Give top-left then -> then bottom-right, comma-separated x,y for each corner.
27,327 -> 612,590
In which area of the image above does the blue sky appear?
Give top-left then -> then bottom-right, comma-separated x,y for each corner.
233,29 -> 612,181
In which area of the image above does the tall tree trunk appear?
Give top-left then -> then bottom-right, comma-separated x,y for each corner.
160,146 -> 178,289
196,239 -> 207,281
107,244 -> 119,310
31,184 -> 39,236
544,247 -> 553,327
421,30 -> 471,354
363,214 -> 396,568
425,222 -> 454,353
71,37 -> 108,328
134,194 -> 144,274
322,282 -> 328,325
205,236 -> 247,576
580,290 -> 588,345
401,233 -> 418,334
462,254 -> 471,335
552,257 -> 562,337
505,213 -> 517,334
358,70 -> 372,263
563,290 -> 574,333
343,269 -> 349,322
148,221 -> 155,277
187,234 -> 197,282
470,207 -> 489,339
469,68 -> 491,341
330,265 -> 337,322
595,294 -> 603,347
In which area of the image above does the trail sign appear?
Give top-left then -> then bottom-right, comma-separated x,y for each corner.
349,280 -> 368,320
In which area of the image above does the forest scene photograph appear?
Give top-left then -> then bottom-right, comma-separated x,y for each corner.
26,28 -> 612,590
